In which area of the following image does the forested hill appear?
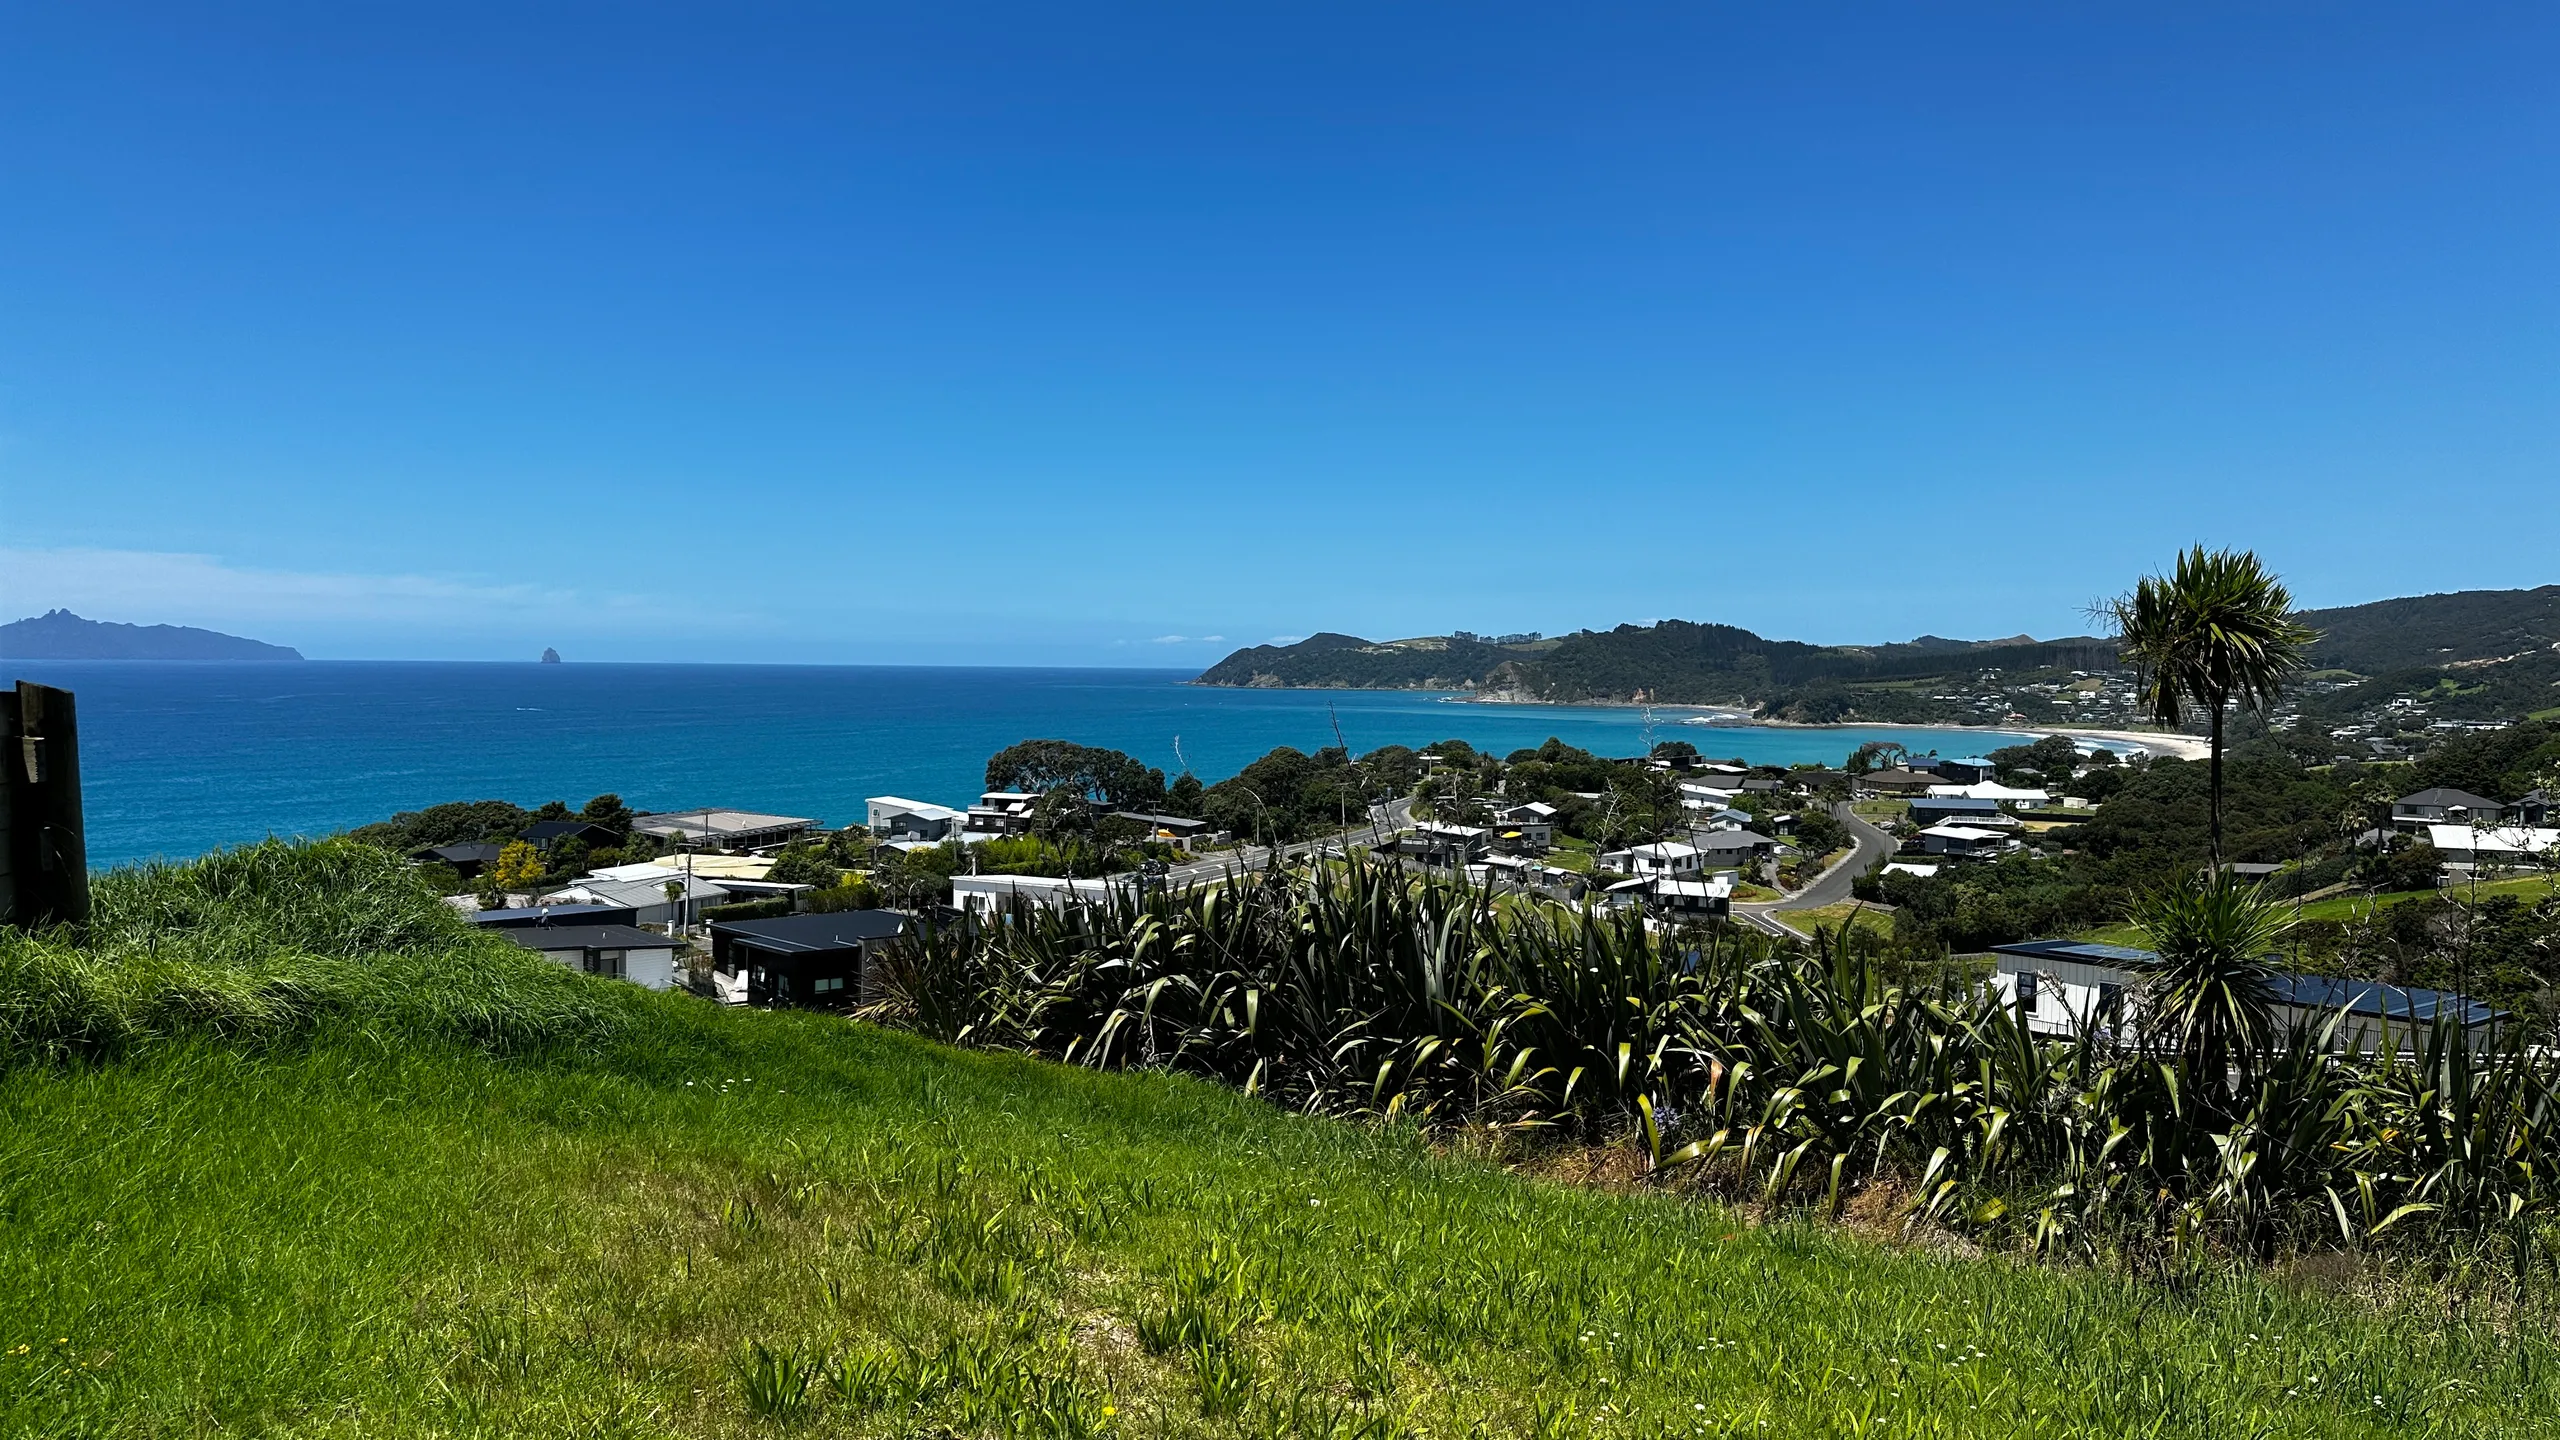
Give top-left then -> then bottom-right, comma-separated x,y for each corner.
1195,620 -> 2112,707
2297,585 -> 2560,672
0,609 -> 304,661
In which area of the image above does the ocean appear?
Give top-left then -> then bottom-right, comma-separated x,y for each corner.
5,662 -> 2044,866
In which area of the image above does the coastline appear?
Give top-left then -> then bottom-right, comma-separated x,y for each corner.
1192,680 -> 2210,762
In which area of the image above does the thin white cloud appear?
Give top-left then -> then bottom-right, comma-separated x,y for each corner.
1150,634 -> 1190,644
1267,634 -> 1305,645
1200,635 -> 1225,643
0,547 -> 750,642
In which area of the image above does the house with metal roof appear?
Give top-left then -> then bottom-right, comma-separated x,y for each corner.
410,841 -> 504,878
866,796 -> 965,844
504,924 -> 684,991
1857,767 -> 1942,796
1908,795 -> 2003,827
2392,787 -> 2510,828
632,808 -> 817,851
1926,781 -> 2051,807
466,902 -> 637,930
1987,938 -> 2503,1052
1915,823 -> 2015,858
541,872 -> 730,929
709,910 -> 909,1008
2426,822 -> 2560,871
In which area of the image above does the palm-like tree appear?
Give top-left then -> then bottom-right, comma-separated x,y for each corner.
2105,546 -> 2318,868
2135,872 -> 2292,1095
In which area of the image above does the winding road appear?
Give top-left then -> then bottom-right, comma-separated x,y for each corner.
1733,799 -> 1898,938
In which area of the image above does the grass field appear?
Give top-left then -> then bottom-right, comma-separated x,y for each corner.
2076,875 -> 2559,946
1774,900 -> 1897,940
7,844 -> 2560,1437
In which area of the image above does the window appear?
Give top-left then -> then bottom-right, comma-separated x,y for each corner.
2096,983 -> 2124,1021
2014,972 -> 2039,1010
813,976 -> 845,995
585,950 -> 626,980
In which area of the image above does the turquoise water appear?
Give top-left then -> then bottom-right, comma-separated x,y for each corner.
6,662 -> 2039,865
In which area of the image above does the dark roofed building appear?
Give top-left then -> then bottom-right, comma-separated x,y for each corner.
1859,767 -> 1942,796
504,924 -> 683,990
411,841 -> 504,878
709,910 -> 909,1009
1909,796 -> 2002,826
467,902 -> 638,930
521,820 -> 622,851
2391,787 -> 2507,828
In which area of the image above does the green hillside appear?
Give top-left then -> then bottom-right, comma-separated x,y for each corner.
2297,585 -> 2560,672
4,843 -> 2555,1437
1195,621 -> 2111,707
1197,587 -> 2560,717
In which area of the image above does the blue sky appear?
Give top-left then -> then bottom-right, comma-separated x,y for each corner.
2,3 -> 2553,664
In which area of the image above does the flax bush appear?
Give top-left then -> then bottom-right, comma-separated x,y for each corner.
876,859 -> 2560,1265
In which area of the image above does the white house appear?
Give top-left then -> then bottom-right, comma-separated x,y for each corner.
2425,822 -> 2560,871
1925,782 -> 2050,808
1915,824 -> 2014,859
1989,938 -> 2503,1053
1679,779 -> 1747,810
1603,840 -> 1706,879
867,796 -> 965,843
965,791 -> 1043,838
1399,821 -> 1491,867
950,873 -> 1137,915
503,924 -> 684,990
541,872 -> 730,929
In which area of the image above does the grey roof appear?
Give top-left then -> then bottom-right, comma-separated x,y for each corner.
414,842 -> 503,864
504,925 -> 675,953
2394,787 -> 2504,810
468,903 -> 635,929
559,874 -> 729,906
1695,830 -> 1775,851
710,911 -> 909,953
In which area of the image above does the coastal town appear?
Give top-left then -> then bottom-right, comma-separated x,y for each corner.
5,6 -> 2557,1427
391,708 -> 2557,1053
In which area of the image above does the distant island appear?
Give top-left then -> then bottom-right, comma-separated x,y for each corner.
0,609 -> 304,661
541,648 -> 563,664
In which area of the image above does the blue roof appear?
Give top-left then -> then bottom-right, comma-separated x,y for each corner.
1993,937 -> 2159,966
1912,796 -> 2000,810
1946,757 -> 1996,767
2268,975 -> 2501,1027
1991,938 -> 2503,1025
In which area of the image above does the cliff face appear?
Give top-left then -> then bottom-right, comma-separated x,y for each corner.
0,610 -> 304,661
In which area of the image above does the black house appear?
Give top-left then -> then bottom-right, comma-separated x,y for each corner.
521,820 -> 623,852
709,910 -> 909,1009
411,841 -> 504,878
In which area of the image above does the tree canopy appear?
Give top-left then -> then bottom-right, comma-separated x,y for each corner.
983,740 -> 1168,810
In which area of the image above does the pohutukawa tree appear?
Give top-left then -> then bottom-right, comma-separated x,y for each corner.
2105,546 -> 2318,869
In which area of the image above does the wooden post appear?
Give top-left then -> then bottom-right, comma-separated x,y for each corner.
1,680 -> 89,932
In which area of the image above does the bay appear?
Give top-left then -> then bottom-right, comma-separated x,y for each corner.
6,661 -> 2040,865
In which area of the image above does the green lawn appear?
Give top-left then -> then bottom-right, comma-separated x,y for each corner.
6,849 -> 2558,1437
2077,876 -> 2559,945
1774,901 -> 1895,940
